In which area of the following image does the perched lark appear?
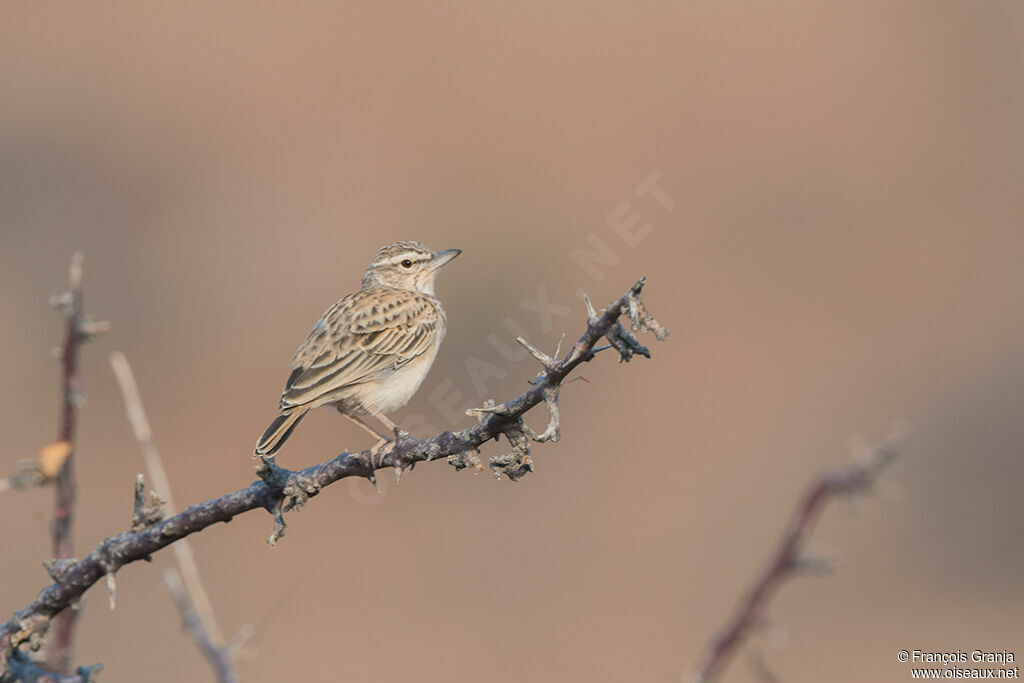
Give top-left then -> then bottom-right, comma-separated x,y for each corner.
254,241 -> 460,457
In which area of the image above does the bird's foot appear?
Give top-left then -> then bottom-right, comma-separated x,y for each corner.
369,437 -> 390,469
391,426 -> 415,483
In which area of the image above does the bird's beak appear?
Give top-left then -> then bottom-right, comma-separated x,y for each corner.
431,248 -> 461,269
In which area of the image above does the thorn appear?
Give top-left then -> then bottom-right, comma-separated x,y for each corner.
582,292 -> 597,320
516,336 -> 556,370
366,471 -> 382,494
69,251 -> 84,289
793,552 -> 837,576
553,332 -> 565,359
225,624 -> 257,660
78,318 -> 112,341
394,464 -> 405,485
106,571 -> 117,610
467,400 -> 511,417
267,503 -> 286,548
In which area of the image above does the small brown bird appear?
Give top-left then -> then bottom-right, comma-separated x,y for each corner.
254,241 -> 460,457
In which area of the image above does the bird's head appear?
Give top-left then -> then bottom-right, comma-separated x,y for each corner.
361,241 -> 461,295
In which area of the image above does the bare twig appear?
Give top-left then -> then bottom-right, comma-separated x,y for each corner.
163,570 -> 242,683
42,253 -> 108,674
0,278 -> 666,666
748,653 -> 781,683
692,423 -> 910,682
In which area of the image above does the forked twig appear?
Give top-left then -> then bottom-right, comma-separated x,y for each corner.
42,254 -> 108,673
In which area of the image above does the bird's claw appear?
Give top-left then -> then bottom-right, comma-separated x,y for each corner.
369,438 -> 390,469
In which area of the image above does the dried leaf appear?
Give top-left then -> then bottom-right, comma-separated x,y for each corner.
39,441 -> 72,478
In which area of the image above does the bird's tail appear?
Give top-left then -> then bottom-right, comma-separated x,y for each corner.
254,406 -> 309,457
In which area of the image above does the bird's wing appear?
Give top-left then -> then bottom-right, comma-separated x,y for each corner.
279,288 -> 442,409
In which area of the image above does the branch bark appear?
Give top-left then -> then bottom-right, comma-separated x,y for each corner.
0,277 -> 667,671
692,423 -> 909,682
40,254 -> 108,674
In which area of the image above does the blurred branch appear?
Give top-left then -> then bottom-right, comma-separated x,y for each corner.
748,654 -> 781,683
0,278 -> 666,673
163,569 -> 249,683
42,254 -> 108,674
692,423 -> 910,682
110,352 -> 249,681
2,648 -> 101,683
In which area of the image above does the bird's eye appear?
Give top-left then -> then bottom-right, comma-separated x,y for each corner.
401,259 -> 413,268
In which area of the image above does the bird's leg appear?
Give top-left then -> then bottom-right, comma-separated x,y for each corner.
344,413 -> 391,441
343,414 -> 391,467
372,412 -> 413,483
371,412 -> 410,444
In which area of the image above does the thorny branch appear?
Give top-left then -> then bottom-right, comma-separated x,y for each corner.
692,423 -> 910,682
0,277 -> 667,674
41,254 -> 108,674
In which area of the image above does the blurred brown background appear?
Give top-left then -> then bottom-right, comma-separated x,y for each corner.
2,3 -> 1022,682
